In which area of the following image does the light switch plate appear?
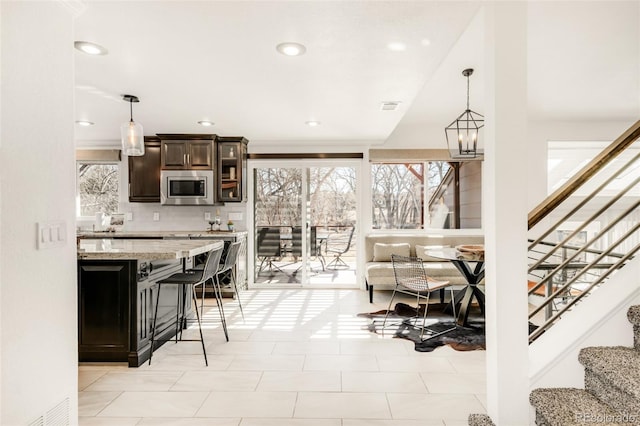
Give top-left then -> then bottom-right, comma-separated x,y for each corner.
153,212 -> 160,221
126,212 -> 133,221
37,221 -> 66,249
204,212 -> 211,220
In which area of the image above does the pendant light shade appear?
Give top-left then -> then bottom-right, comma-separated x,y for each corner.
444,68 -> 484,158
121,94 -> 144,156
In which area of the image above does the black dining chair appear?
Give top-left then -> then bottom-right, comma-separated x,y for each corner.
382,254 -> 457,341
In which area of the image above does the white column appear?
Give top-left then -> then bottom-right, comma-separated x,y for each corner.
483,2 -> 530,424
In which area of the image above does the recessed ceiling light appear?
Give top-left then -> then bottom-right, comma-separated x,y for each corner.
276,42 -> 306,56
305,121 -> 321,127
387,42 -> 406,52
74,41 -> 108,56
75,120 -> 95,126
198,120 -> 215,127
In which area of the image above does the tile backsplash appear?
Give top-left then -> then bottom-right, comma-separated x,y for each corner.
78,203 -> 246,232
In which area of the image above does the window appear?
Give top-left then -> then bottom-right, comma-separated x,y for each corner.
76,162 -> 119,217
371,161 -> 481,230
371,163 -> 425,229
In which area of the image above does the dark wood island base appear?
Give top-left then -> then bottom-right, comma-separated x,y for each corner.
77,239 -> 223,367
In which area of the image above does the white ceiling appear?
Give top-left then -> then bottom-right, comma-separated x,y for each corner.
73,1 -> 640,148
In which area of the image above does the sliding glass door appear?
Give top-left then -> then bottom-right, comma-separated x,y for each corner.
251,161 -> 358,287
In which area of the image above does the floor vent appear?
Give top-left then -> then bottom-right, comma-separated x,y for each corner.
28,417 -> 44,426
28,398 -> 70,426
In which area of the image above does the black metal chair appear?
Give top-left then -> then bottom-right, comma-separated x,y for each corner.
148,245 -> 226,366
325,226 -> 354,269
288,226 -> 325,272
256,227 -> 284,273
310,226 -> 326,271
382,254 -> 457,341
290,226 -> 302,260
214,241 -> 244,320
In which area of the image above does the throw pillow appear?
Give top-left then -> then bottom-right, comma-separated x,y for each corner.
372,243 -> 410,262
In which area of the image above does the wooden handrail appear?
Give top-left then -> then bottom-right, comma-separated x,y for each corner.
528,119 -> 640,229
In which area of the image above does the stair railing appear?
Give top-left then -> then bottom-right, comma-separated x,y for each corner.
527,119 -> 640,342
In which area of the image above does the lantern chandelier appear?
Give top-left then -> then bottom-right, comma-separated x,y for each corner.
444,68 -> 484,158
121,94 -> 144,156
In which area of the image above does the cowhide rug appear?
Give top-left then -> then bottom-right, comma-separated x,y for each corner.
358,302 -> 486,353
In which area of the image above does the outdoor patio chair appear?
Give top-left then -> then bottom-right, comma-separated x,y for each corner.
325,226 -> 354,270
256,226 -> 284,273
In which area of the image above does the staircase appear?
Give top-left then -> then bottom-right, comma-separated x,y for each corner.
467,121 -> 640,425
529,305 -> 640,425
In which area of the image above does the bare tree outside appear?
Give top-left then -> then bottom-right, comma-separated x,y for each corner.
427,161 -> 451,198
371,161 -> 455,229
309,167 -> 356,227
77,163 -> 119,216
372,163 -> 424,229
254,168 -> 302,226
255,166 -> 356,228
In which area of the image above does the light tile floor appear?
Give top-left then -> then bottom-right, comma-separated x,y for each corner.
79,289 -> 487,426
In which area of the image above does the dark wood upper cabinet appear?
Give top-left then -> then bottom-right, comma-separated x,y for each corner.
161,140 -> 188,169
128,133 -> 248,204
188,141 -> 214,168
217,136 -> 248,202
128,137 -> 161,202
158,134 -> 215,170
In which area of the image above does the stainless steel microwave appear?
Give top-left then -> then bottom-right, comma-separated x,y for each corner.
160,170 -> 214,205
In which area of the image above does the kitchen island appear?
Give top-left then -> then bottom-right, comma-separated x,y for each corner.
78,230 -> 248,294
77,238 -> 224,367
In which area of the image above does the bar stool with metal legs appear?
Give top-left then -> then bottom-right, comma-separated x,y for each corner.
214,241 -> 244,320
148,245 -> 225,366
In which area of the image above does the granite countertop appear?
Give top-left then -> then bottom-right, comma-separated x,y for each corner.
78,230 -> 248,239
77,238 -> 224,260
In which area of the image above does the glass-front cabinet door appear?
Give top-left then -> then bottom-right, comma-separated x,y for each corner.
217,137 -> 247,202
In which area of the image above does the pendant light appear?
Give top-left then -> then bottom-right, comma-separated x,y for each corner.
444,68 -> 484,158
121,94 -> 144,156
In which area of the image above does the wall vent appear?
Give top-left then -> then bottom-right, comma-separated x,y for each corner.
28,417 -> 44,426
380,101 -> 401,111
28,398 -> 70,426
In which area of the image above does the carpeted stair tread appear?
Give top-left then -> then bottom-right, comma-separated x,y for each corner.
627,305 -> 640,326
578,346 -> 640,401
467,413 -> 495,426
530,388 -> 622,426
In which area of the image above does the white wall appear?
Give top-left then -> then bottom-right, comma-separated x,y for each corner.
1,2 -> 78,424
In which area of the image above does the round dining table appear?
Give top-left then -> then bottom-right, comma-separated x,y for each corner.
426,247 -> 485,326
